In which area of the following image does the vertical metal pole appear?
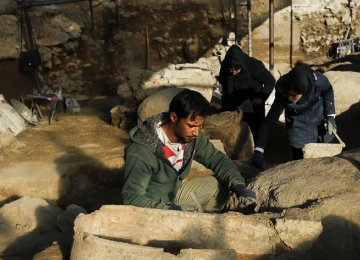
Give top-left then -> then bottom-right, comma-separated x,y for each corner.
89,0 -> 94,37
115,3 -> 120,29
290,0 -> 293,67
269,0 -> 274,73
233,0 -> 237,42
145,26 -> 150,69
247,0 -> 252,56
229,0 -> 232,27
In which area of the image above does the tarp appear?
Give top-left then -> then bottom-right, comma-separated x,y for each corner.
0,94 -> 26,136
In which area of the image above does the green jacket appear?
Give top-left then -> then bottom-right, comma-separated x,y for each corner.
122,113 -> 245,209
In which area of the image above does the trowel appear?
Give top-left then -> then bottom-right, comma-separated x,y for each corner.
302,126 -> 346,159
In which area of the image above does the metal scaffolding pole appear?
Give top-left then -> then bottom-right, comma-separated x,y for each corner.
247,0 -> 252,56
290,0 -> 293,67
269,0 -> 274,73
233,0 -> 237,42
145,26 -> 150,69
228,0 -> 232,27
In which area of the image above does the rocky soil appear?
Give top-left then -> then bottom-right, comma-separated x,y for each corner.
0,1 -> 360,259
0,70 -> 359,259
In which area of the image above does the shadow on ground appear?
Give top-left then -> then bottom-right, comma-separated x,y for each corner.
2,144 -> 124,259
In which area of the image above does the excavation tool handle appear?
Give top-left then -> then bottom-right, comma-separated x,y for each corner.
333,129 -> 346,148
190,192 -> 203,213
328,121 -> 346,148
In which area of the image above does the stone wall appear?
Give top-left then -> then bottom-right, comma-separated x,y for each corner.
242,0 -> 360,63
0,0 -> 359,95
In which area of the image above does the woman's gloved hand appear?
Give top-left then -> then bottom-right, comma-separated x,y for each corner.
326,116 -> 337,135
252,149 -> 266,170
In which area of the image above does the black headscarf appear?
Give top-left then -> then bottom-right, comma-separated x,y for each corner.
219,45 -> 261,95
222,45 -> 248,72
280,63 -> 315,98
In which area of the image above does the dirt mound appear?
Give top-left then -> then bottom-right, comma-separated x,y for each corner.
250,149 -> 360,259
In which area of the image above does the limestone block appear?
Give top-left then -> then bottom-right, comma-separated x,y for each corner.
73,205 -> 281,257
71,234 -> 238,260
121,66 -> 214,102
0,196 -> 63,232
175,62 -> 210,71
198,56 -> 222,77
275,219 -> 323,252
162,69 -> 216,88
137,87 -> 183,122
302,143 -> 344,159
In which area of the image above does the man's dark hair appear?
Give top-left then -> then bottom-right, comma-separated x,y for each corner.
169,89 -> 212,120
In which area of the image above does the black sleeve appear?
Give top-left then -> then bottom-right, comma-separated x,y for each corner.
255,90 -> 285,149
218,61 -> 226,85
316,72 -> 335,116
247,57 -> 276,100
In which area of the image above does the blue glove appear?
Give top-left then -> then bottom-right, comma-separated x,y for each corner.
232,184 -> 257,207
326,116 -> 337,135
252,150 -> 266,170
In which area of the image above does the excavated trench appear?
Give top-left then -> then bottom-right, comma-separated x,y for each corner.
1,1 -> 360,259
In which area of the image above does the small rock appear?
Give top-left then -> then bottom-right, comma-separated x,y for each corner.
0,196 -> 63,232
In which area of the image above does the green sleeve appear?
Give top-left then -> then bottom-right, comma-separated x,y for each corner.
122,144 -> 171,209
193,133 -> 244,189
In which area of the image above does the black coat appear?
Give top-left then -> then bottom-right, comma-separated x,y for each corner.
256,71 -> 336,149
218,45 -> 275,111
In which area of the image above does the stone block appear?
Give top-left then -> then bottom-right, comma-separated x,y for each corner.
275,219 -> 323,252
0,196 -> 62,232
71,234 -> 238,260
73,205 -> 281,257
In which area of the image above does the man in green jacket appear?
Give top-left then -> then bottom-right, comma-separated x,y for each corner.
122,89 -> 256,212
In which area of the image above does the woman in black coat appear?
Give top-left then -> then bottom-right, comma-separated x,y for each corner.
252,63 -> 337,169
218,45 -> 275,139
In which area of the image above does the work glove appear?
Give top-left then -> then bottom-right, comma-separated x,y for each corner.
168,203 -> 198,212
232,184 -> 257,207
252,150 -> 266,170
326,116 -> 337,135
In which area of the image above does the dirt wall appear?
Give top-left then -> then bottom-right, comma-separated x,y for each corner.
0,0 -> 359,95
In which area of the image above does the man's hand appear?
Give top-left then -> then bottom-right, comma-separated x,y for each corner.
252,150 -> 265,170
327,116 -> 337,135
232,184 -> 257,207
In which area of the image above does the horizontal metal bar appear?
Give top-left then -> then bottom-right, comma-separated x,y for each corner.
17,0 -> 88,7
